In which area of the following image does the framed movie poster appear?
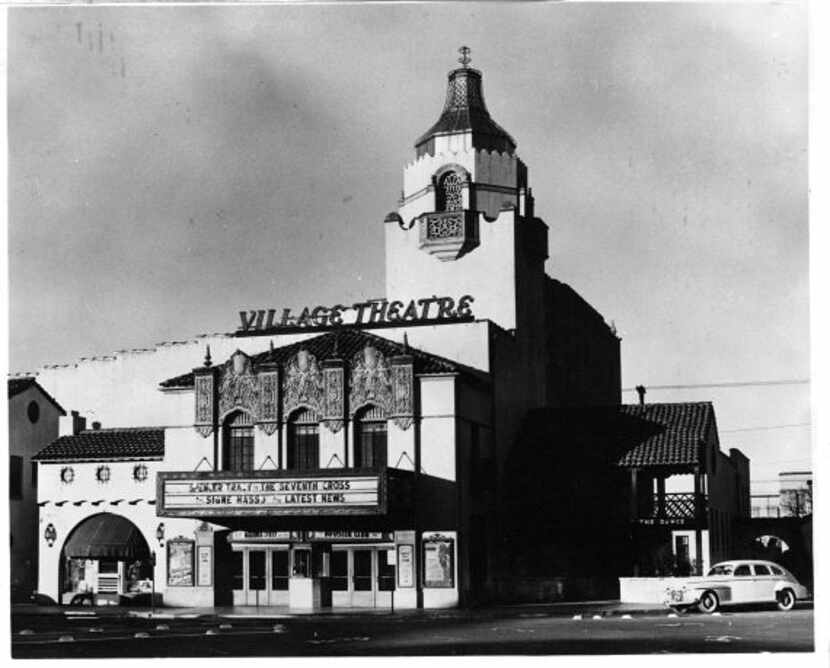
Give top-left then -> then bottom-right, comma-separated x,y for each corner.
422,534 -> 454,588
167,539 -> 194,587
397,544 -> 414,588
197,545 -> 212,587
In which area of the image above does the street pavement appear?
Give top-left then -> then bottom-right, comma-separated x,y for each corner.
11,602 -> 814,657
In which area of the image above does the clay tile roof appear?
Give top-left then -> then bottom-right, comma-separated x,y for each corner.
33,428 -> 164,462
160,328 -> 472,389
616,402 -> 715,467
8,377 -> 67,415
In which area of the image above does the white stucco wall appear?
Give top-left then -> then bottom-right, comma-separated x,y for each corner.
419,375 -> 457,481
36,458 -> 211,603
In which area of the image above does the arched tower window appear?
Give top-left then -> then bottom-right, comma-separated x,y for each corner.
437,171 -> 464,212
223,411 -> 254,472
354,405 -> 387,469
288,407 -> 320,471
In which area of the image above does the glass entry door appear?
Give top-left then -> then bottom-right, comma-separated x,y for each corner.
330,547 -> 394,608
232,548 -> 290,606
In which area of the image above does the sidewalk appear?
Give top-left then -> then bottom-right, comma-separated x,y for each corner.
14,599 -> 671,621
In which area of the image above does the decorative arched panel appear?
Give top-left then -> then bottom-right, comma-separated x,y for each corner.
349,345 -> 393,416
283,349 -> 324,418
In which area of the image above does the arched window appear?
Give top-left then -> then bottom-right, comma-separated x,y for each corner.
354,405 -> 387,469
223,411 -> 254,472
437,171 -> 464,211
288,407 -> 319,471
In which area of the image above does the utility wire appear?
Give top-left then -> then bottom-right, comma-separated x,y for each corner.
622,378 -> 809,392
720,422 -> 811,434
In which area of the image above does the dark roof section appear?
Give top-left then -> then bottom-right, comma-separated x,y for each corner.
8,377 -> 67,415
616,402 -> 715,467
33,428 -> 164,462
415,67 -> 516,157
160,328 -> 476,390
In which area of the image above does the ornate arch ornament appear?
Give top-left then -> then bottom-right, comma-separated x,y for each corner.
283,349 -> 324,418
218,350 -> 260,421
349,345 -> 393,417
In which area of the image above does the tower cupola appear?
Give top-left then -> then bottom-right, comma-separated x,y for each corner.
414,47 -> 516,158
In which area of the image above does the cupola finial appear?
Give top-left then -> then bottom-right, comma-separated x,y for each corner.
458,45 -> 471,68
204,345 -> 212,368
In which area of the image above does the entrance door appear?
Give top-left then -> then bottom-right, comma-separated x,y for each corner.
329,547 -> 394,608
352,549 -> 374,607
246,550 -> 267,605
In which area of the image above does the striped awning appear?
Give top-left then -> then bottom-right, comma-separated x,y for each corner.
63,513 -> 150,561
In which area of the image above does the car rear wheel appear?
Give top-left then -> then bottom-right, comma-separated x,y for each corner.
699,591 -> 719,613
777,588 -> 796,611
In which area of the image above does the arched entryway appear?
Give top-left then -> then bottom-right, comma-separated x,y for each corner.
59,513 -> 152,605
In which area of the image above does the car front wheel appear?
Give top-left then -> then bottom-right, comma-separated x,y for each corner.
698,591 -> 719,614
777,588 -> 796,612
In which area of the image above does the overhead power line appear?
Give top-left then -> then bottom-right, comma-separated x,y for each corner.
622,379 -> 809,392
720,422 -> 811,434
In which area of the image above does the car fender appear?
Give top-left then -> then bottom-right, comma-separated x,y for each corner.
773,580 -> 802,599
689,584 -> 732,603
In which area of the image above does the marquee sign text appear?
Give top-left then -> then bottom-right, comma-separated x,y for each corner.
160,475 -> 381,516
238,295 -> 475,332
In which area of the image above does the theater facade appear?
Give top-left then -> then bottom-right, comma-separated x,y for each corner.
29,52 -> 745,609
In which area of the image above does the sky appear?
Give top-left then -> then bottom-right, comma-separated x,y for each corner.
7,3 -> 810,492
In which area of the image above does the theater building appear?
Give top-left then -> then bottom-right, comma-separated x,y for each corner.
28,52 -> 744,609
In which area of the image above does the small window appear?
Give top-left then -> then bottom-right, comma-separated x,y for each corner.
9,456 -> 23,499
770,565 -> 784,576
708,564 -> 733,576
223,411 -> 255,472
754,564 -> 771,576
27,400 -> 40,424
354,407 -> 387,469
734,564 -> 752,576
288,409 -> 319,472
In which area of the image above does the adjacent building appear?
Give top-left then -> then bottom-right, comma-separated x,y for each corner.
8,378 -> 65,601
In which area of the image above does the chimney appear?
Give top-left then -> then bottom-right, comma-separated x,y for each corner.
635,385 -> 646,406
71,410 -> 87,435
91,421 -> 101,431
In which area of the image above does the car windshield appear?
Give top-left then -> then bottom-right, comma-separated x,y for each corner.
707,564 -> 734,576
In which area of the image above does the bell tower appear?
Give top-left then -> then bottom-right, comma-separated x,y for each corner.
384,47 -> 548,333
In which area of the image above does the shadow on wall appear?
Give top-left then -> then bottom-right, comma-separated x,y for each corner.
499,407 -> 667,597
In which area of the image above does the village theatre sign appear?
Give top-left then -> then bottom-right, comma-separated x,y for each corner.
156,469 -> 394,518
237,294 -> 475,332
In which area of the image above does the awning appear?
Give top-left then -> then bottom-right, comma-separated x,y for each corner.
63,513 -> 150,561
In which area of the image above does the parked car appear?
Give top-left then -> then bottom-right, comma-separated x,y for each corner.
663,560 -> 809,613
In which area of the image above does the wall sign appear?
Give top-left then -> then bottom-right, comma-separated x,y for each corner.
197,546 -> 212,587
167,539 -> 194,587
238,295 -> 475,332
158,472 -> 383,517
397,544 -> 414,588
423,534 -> 454,589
